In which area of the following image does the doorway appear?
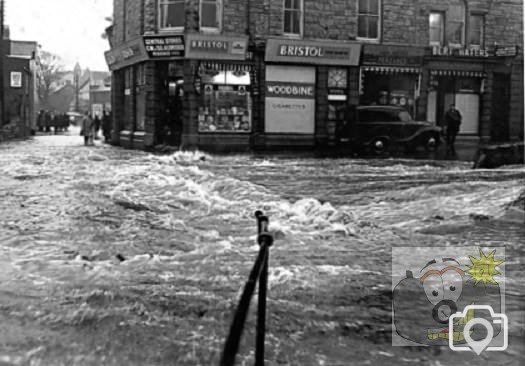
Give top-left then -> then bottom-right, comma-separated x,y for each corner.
164,78 -> 184,146
491,73 -> 510,142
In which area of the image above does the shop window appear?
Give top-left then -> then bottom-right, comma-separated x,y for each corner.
447,4 -> 465,46
283,0 -> 303,36
429,12 -> 444,46
159,0 -> 185,30
199,70 -> 252,133
357,0 -> 380,40
469,14 -> 484,48
200,0 -> 221,31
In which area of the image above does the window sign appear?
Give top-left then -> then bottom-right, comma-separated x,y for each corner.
358,0 -> 380,40
159,0 -> 185,29
283,0 -> 303,36
10,72 -> 22,88
200,0 -> 221,31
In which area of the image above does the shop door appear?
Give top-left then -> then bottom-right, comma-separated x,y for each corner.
328,101 -> 347,144
166,78 -> 184,145
491,73 -> 510,141
455,93 -> 479,135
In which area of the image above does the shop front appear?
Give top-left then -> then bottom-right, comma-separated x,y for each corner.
425,45 -> 519,141
184,34 -> 252,151
359,45 -> 425,119
263,38 -> 361,148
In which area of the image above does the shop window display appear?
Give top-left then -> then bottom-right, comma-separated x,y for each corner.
199,70 -> 252,133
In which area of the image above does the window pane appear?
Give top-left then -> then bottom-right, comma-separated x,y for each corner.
201,2 -> 217,27
284,11 -> 291,33
368,16 -> 378,38
369,0 -> 379,15
469,15 -> 483,45
429,13 -> 443,44
358,0 -> 368,14
292,0 -> 301,10
292,10 -> 301,34
447,21 -> 464,44
160,2 -> 184,28
358,16 -> 367,38
284,0 -> 292,9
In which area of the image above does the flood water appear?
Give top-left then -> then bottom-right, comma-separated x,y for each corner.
0,132 -> 523,365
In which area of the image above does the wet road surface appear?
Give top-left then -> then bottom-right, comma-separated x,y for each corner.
0,131 -> 524,365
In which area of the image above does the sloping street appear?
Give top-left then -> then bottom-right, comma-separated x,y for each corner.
0,132 -> 524,365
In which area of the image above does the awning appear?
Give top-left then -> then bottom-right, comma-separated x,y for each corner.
362,66 -> 421,74
200,61 -> 252,72
430,69 -> 486,78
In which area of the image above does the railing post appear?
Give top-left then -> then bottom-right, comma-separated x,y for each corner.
255,212 -> 270,366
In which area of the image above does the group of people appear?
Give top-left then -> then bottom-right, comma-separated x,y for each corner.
36,110 -> 70,133
80,110 -> 112,146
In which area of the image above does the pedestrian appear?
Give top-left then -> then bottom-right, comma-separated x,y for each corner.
93,115 -> 101,140
44,111 -> 51,133
444,104 -> 462,152
101,110 -> 111,142
80,111 -> 95,146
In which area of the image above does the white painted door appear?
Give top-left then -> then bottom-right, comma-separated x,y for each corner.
455,93 -> 479,135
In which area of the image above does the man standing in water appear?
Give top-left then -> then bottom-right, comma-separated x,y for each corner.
444,104 -> 462,152
80,111 -> 95,146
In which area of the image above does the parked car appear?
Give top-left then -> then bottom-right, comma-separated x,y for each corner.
337,105 -> 442,155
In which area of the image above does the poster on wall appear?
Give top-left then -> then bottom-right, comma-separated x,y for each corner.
265,65 -> 316,134
10,72 -> 22,88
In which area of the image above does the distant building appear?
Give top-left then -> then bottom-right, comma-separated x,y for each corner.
1,37 -> 38,141
105,0 -> 523,151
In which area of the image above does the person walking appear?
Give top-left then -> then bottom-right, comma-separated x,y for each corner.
80,111 -> 95,146
93,115 -> 101,140
101,110 -> 111,143
444,104 -> 462,152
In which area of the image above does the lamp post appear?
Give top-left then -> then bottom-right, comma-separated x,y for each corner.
74,62 -> 81,112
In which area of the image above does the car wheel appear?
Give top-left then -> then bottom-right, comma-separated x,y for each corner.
371,138 -> 389,155
423,134 -> 439,152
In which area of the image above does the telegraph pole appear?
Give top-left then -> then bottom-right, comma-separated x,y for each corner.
0,0 -> 5,125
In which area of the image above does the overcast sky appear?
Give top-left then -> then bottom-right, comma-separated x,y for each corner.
6,0 -> 113,71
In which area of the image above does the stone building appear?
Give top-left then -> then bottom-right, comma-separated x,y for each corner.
105,0 -> 523,151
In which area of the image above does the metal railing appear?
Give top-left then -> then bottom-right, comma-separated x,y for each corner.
220,211 -> 274,366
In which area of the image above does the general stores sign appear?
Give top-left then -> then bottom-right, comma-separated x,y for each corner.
143,35 -> 185,58
104,37 -> 148,71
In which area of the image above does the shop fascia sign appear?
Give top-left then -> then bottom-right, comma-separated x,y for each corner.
432,44 -> 519,58
143,35 -> 185,58
362,45 -> 423,67
105,38 -> 148,71
265,38 -> 361,66
185,34 -> 248,61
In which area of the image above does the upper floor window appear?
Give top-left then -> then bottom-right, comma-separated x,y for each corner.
469,14 -> 484,47
283,0 -> 303,36
429,12 -> 444,46
200,0 -> 222,31
159,0 -> 185,30
357,0 -> 380,40
447,3 -> 465,46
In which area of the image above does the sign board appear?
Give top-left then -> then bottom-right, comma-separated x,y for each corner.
105,37 -> 148,71
494,45 -> 519,57
265,65 -> 315,134
185,34 -> 248,60
362,44 -> 424,67
431,46 -> 489,58
10,71 -> 22,88
144,35 -> 185,58
265,38 -> 361,66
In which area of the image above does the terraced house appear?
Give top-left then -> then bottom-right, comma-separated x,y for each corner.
105,0 -> 523,151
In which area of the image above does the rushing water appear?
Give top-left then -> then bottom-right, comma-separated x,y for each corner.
0,132 -> 523,366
